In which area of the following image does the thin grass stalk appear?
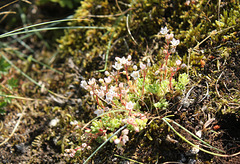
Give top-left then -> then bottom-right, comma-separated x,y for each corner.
0,26 -> 109,38
164,117 -> 225,153
114,154 -> 143,164
7,49 -> 63,75
0,18 -> 89,38
162,117 -> 240,157
83,124 -> 128,164
1,52 -> 66,99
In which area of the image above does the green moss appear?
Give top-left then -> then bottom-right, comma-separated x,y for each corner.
55,0 -> 240,162
58,0 -> 239,76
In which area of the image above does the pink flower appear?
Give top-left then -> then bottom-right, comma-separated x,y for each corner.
134,126 -> 139,132
127,117 -> 135,125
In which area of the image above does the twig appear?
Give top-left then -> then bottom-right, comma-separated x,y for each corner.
215,72 -> 224,98
199,81 -> 209,103
126,14 -> 138,45
0,106 -> 26,146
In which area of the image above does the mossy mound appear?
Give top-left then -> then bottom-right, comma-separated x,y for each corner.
57,0 -> 240,73
55,0 -> 240,163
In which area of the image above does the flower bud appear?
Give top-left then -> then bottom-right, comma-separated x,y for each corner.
127,55 -> 132,61
105,71 -> 110,76
133,65 -> 138,70
99,78 -> 104,83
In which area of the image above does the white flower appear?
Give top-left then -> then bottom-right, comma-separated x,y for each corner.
49,118 -> 60,127
100,86 -> 107,91
170,47 -> 176,53
88,78 -> 96,85
104,76 -> 112,84
70,152 -> 76,158
140,63 -> 146,70
115,57 -> 121,62
106,91 -> 115,103
131,71 -> 140,80
80,80 -> 88,90
147,59 -> 151,67
127,55 -> 131,61
97,89 -> 104,98
114,138 -> 120,144
176,60 -> 182,66
133,65 -> 138,70
160,26 -> 169,35
119,83 -> 124,88
125,101 -> 135,110
165,33 -> 174,41
122,129 -> 129,135
119,57 -> 128,65
70,120 -> 78,125
87,146 -> 91,150
190,145 -> 200,154
82,143 -> 87,148
121,89 -> 128,95
111,71 -> 118,76
109,86 -> 117,92
122,135 -> 129,145
170,38 -> 180,47
94,109 -> 104,116
126,61 -> 131,66
90,91 -> 94,95
112,62 -> 123,70
196,130 -> 202,138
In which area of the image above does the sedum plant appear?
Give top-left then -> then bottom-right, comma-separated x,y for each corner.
64,27 -> 189,158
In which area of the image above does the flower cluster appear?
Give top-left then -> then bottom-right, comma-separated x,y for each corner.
64,143 -> 91,158
72,26 -> 189,157
79,55 -> 149,149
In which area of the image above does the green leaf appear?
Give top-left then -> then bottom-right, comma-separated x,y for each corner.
7,78 -> 19,89
0,57 -> 11,78
0,101 -> 7,115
